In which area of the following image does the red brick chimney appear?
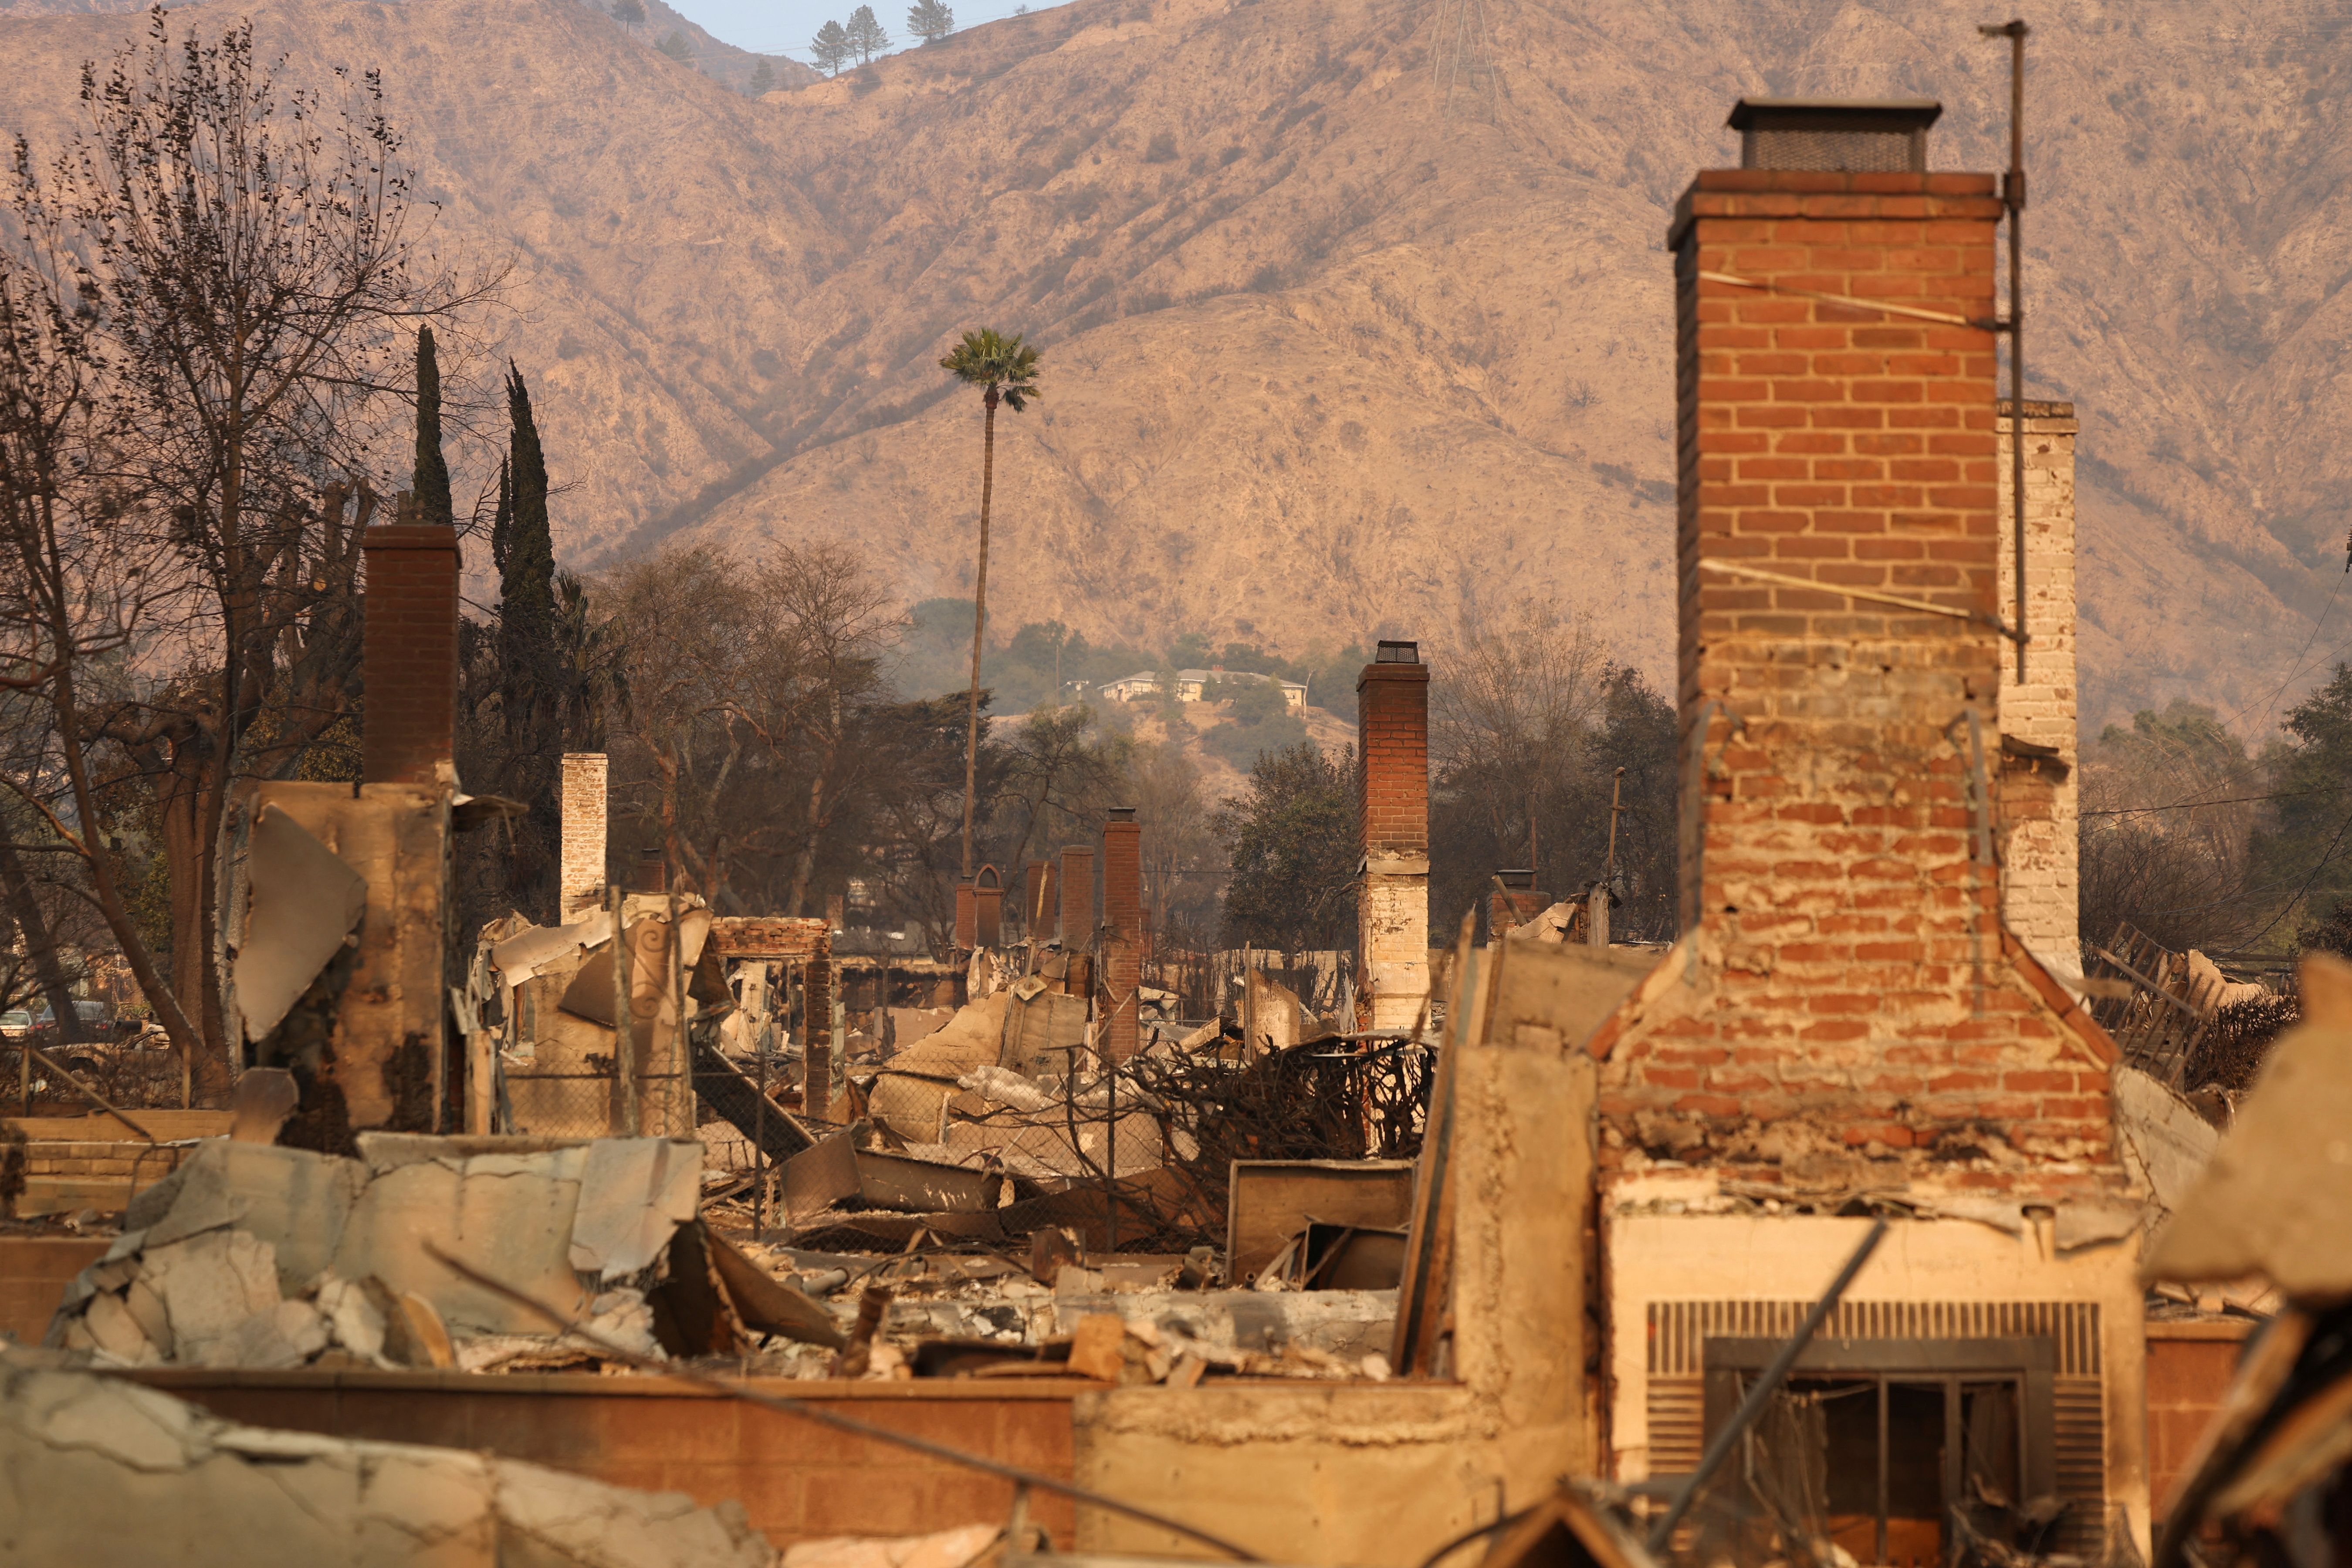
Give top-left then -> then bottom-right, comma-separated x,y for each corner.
360,493 -> 460,788
1357,641 -> 1429,1031
1102,808 -> 1142,1061
974,865 -> 1005,949
1592,101 -> 2120,1194
1058,845 -> 1094,949
953,878 -> 975,950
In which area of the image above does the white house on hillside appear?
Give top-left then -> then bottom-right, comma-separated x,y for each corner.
1096,668 -> 1307,708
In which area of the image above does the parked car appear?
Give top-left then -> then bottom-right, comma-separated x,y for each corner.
30,1000 -> 116,1048
0,1009 -> 30,1041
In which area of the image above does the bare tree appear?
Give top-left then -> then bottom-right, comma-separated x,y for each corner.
1431,598 -> 1607,872
0,196 -> 199,1067
4,13 -> 501,1092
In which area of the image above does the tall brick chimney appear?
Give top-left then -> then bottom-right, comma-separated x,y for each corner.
1593,99 -> 2121,1193
1058,845 -> 1094,950
360,493 -> 460,788
1589,106 -> 2139,1534
1102,808 -> 1142,1061
953,878 -> 975,950
1357,641 -> 1429,1032
558,753 -> 608,922
974,865 -> 1005,949
1996,399 -> 2080,980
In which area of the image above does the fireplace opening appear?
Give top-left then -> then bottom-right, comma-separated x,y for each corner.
1702,1338 -> 2061,1567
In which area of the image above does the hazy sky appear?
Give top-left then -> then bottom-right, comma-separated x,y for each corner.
669,0 -> 1057,63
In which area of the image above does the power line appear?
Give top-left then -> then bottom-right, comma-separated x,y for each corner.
2081,783 -> 2352,818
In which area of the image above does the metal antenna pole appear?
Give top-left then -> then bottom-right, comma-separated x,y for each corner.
1982,19 -> 2029,681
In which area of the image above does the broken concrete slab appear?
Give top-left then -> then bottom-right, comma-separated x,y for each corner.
128,1140 -> 367,1297
570,1137 -> 702,1282
492,910 -> 616,986
232,803 -> 369,1044
2115,1064 -> 2221,1216
0,1348 -> 778,1567
335,1145 -> 594,1337
2146,1027 -> 2352,1294
1002,987 -> 1089,1078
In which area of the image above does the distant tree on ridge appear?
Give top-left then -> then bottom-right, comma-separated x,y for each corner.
846,4 -> 890,61
657,29 -> 693,61
750,57 -> 776,93
812,20 -> 851,74
907,0 -> 954,45
610,0 -> 645,26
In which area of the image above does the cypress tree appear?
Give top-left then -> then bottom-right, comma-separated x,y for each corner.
490,456 -> 513,576
500,363 -> 556,672
413,326 -> 453,530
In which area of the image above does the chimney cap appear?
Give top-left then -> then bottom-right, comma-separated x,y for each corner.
1496,868 -> 1536,889
1729,98 -> 1941,174
1374,640 -> 1420,664
1107,806 -> 1138,823
1727,98 -> 1942,131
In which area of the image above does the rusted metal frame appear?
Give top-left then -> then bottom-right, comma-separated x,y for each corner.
1645,1218 -> 1888,1552
23,1041 -> 155,1143
419,1244 -> 1263,1562
1696,270 -> 2002,332
1702,559 -> 2024,642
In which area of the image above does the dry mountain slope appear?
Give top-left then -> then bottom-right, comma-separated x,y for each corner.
3,0 -> 2351,726
677,0 -> 2352,727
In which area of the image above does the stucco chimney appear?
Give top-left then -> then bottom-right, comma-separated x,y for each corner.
558,754 -> 608,921
1357,641 -> 1430,1031
1102,808 -> 1142,1061
1996,399 -> 2081,980
360,492 -> 460,787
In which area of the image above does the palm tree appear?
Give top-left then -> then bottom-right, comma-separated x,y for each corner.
938,328 -> 1042,886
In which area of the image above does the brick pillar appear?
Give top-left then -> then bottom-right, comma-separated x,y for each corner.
1996,400 -> 2080,980
953,879 -> 975,950
1487,869 -> 1549,943
360,499 -> 460,787
803,934 -> 834,1123
1058,845 -> 1094,949
1102,808 -> 1142,1061
1357,643 -> 1430,1032
1672,165 -> 2004,965
974,865 -> 1005,949
558,754 -> 608,922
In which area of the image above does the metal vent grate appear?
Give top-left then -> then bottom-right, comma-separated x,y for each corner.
1646,1298 -> 2102,1376
1745,127 -> 1921,172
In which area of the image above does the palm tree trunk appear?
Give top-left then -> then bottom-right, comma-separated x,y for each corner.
961,389 -> 999,882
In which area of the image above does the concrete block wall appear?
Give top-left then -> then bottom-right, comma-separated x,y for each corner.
359,516 -> 461,788
1356,656 -> 1430,1031
1996,402 -> 2081,977
558,754 -> 608,921
1599,169 -> 2123,1192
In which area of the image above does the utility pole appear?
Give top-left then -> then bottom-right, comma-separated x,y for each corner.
1591,767 -> 1625,949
